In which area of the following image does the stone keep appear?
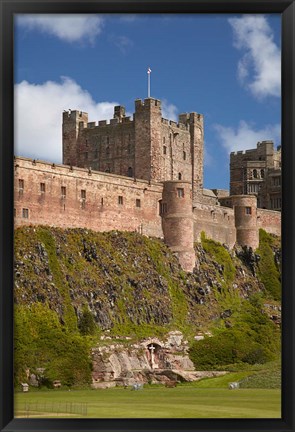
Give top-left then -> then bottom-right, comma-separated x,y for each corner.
62,98 -> 204,203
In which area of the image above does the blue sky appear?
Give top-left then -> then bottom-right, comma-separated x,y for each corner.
14,14 -> 281,190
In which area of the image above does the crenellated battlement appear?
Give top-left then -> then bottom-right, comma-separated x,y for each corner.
135,97 -> 161,110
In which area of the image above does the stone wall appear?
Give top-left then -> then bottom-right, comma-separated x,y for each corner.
193,203 -> 236,248
14,157 -> 163,238
257,208 -> 281,237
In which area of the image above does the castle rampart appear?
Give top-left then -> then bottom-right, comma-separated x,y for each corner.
257,208 -> 281,237
14,157 -> 163,238
193,203 -> 236,248
14,155 -> 281,272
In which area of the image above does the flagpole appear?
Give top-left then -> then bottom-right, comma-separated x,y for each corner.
147,67 -> 151,98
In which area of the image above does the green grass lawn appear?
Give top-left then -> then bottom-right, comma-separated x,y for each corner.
14,386 -> 281,418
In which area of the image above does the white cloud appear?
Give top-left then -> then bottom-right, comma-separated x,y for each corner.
161,100 -> 178,121
228,15 -> 281,98
14,77 -> 119,163
214,120 -> 281,153
110,35 -> 134,54
16,14 -> 104,43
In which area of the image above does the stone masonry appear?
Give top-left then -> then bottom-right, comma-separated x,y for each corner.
230,141 -> 281,210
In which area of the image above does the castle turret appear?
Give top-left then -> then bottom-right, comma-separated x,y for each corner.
179,112 -> 204,203
62,110 -> 88,167
134,98 -> 162,181
232,195 -> 259,250
161,181 -> 195,272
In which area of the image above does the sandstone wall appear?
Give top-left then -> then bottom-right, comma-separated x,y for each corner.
193,203 -> 236,248
257,208 -> 281,237
14,157 -> 163,238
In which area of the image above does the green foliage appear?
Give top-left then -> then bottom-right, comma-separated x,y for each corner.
256,229 -> 281,300
201,232 -> 236,284
189,297 -> 280,370
37,228 -> 78,331
78,306 -> 97,336
14,303 -> 92,387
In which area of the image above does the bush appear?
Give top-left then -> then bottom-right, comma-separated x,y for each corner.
256,229 -> 281,300
189,297 -> 280,370
14,303 -> 92,387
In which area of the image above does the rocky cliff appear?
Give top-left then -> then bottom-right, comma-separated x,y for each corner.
14,226 -> 281,386
14,226 -> 281,334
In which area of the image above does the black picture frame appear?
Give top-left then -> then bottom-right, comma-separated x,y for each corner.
1,1 -> 294,431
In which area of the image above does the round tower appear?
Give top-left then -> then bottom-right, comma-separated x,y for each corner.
161,181 -> 195,272
231,195 -> 259,250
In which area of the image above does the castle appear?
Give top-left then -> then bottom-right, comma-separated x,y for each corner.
14,98 -> 281,272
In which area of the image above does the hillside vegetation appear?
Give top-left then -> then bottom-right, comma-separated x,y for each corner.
14,226 -> 281,386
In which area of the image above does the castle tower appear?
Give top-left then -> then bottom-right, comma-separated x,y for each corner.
62,110 -> 88,166
231,195 -> 259,250
134,98 -> 162,182
179,113 -> 204,203
161,181 -> 195,272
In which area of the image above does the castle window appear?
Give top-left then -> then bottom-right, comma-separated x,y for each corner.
81,189 -> 86,199
136,199 -> 141,208
40,183 -> 45,193
248,183 -> 259,193
127,167 -> 133,177
101,198 -> 104,206
118,196 -> 123,205
85,152 -> 88,161
253,169 -> 258,179
22,208 -> 29,219
183,151 -> 186,160
178,173 -> 182,180
159,200 -> 167,215
245,207 -> 252,215
163,146 -> 167,155
163,137 -> 166,144
18,179 -> 24,194
177,188 -> 184,198
61,186 -> 66,198
106,147 -> 110,158
260,169 -> 265,178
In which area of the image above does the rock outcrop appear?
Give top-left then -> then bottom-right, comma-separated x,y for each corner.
91,331 -> 225,388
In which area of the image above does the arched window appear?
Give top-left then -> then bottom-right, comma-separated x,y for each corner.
253,169 -> 258,178
127,167 -> 133,177
178,173 -> 182,180
261,169 -> 265,178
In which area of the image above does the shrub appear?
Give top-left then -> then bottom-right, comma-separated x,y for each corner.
14,303 -> 92,387
256,229 -> 281,300
189,297 -> 280,370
